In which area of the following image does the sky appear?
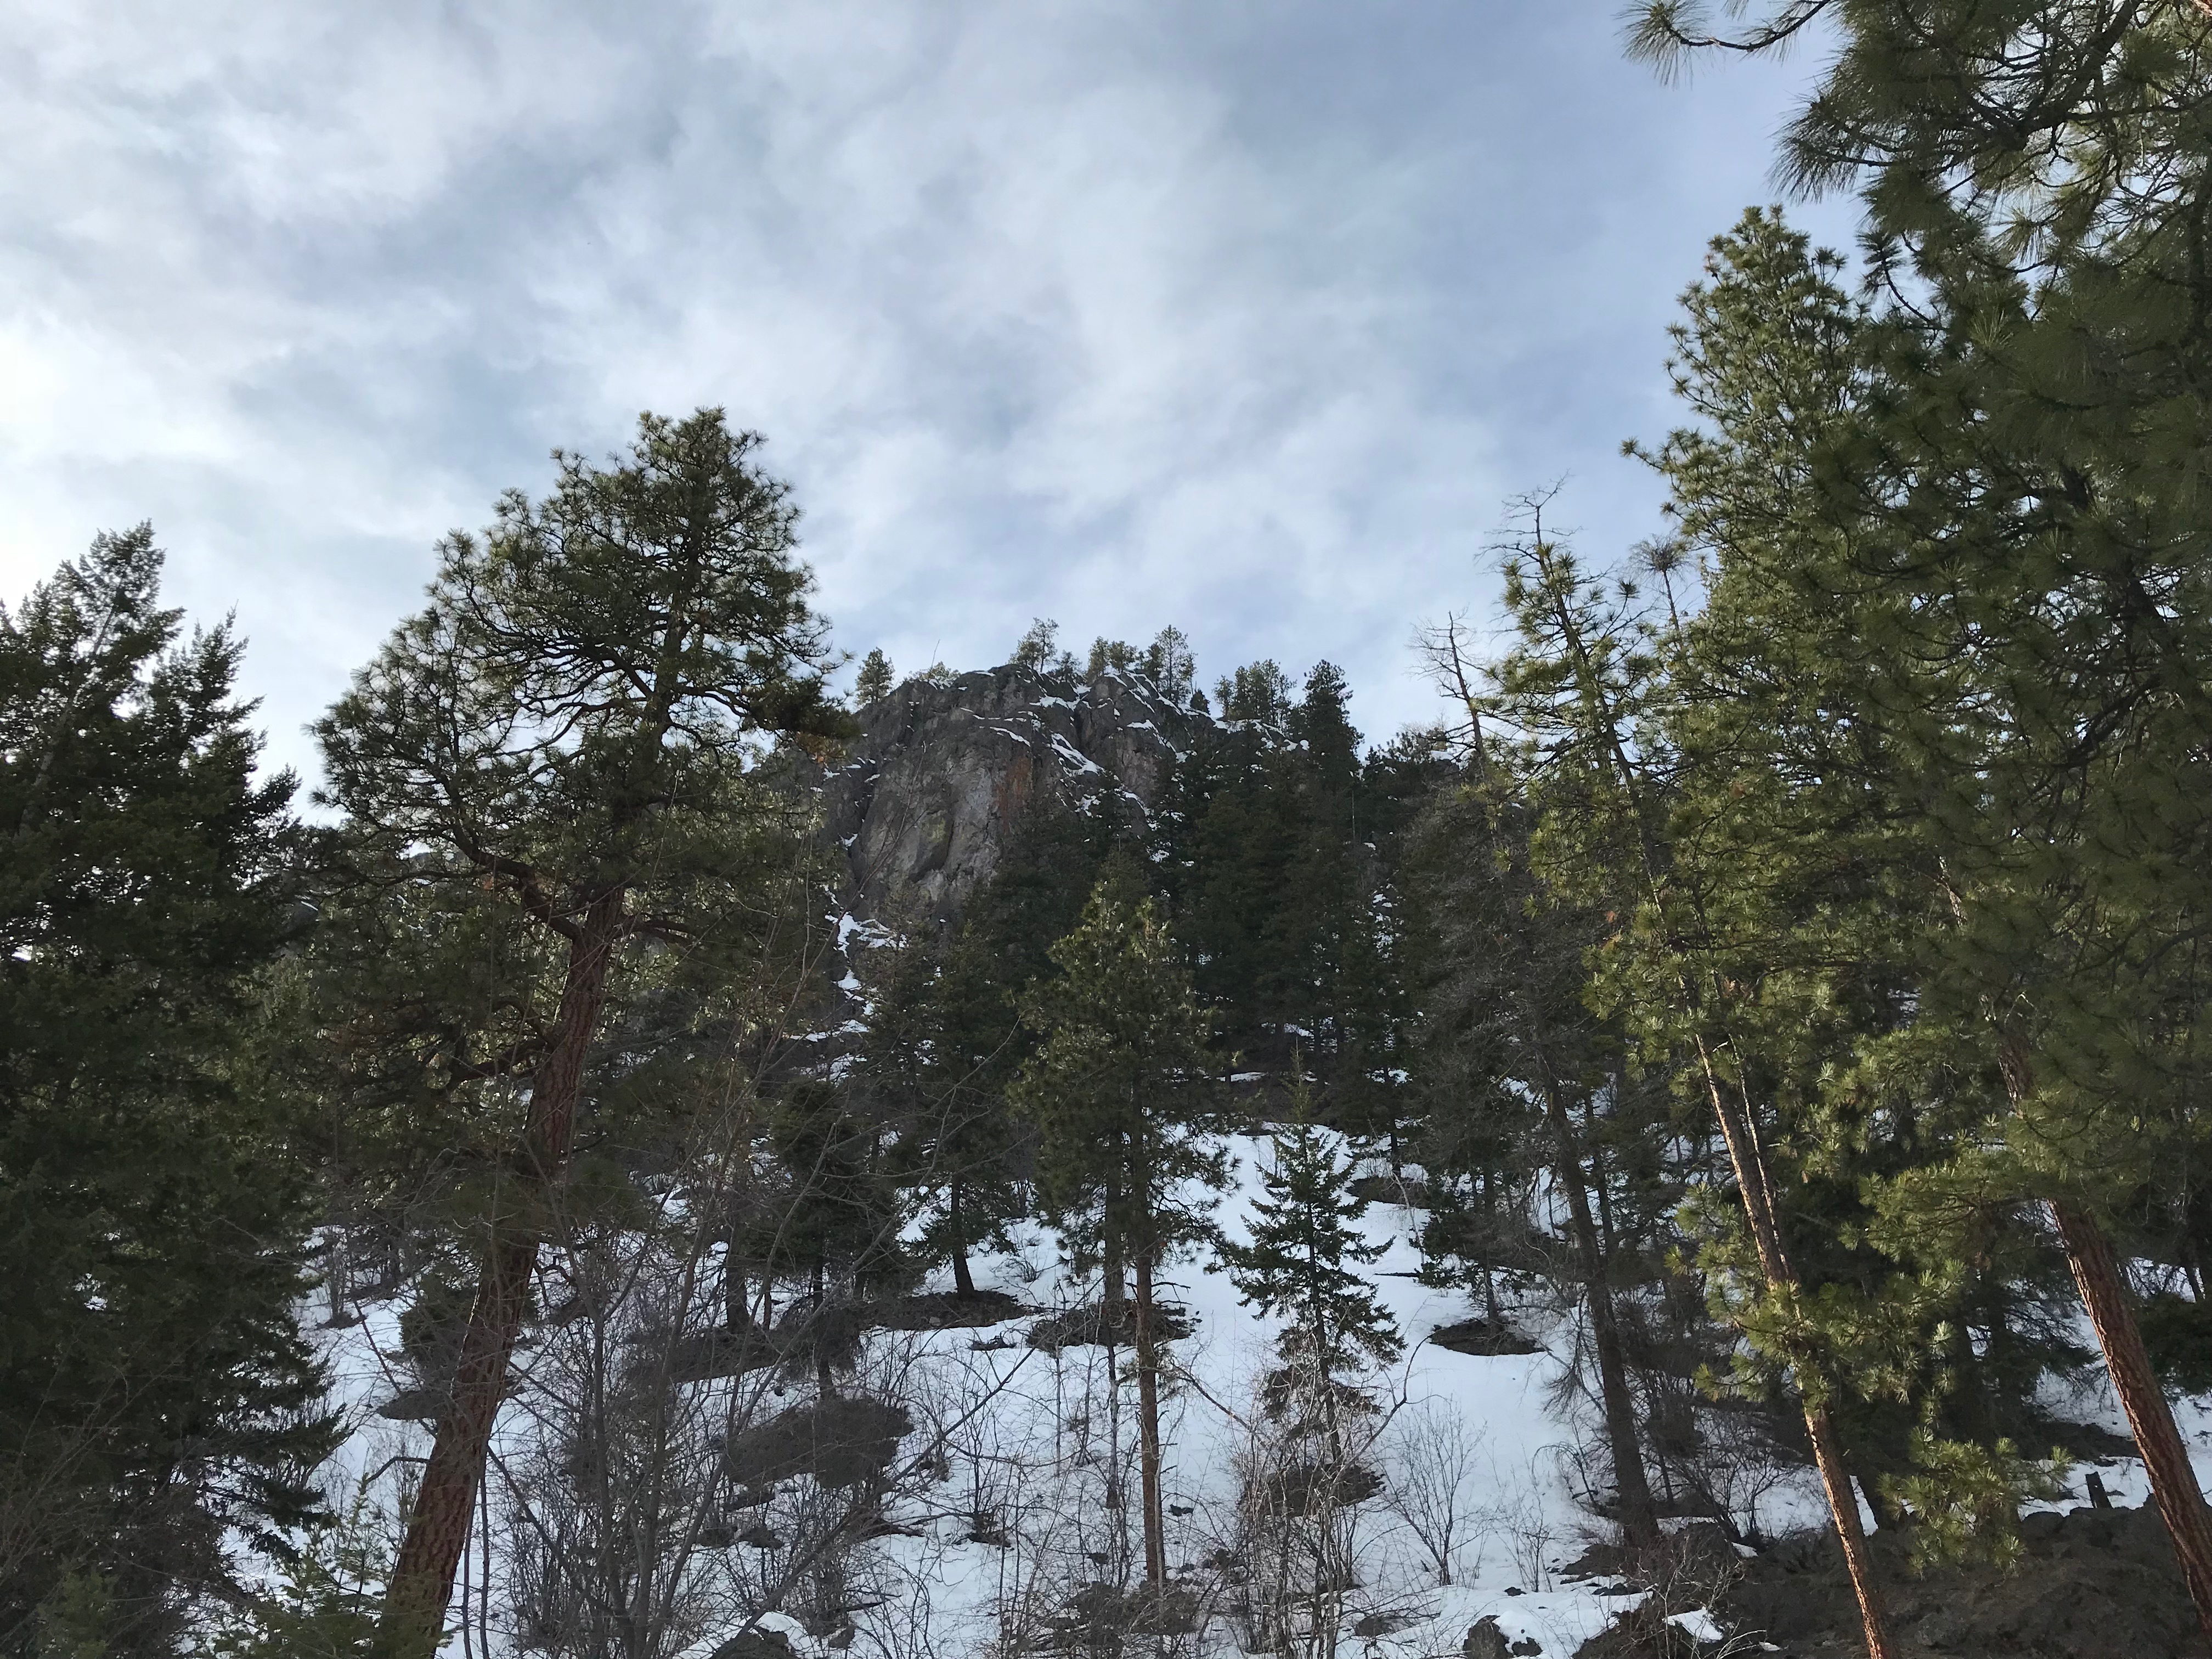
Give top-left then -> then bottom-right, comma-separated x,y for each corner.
1,1 -> 1854,783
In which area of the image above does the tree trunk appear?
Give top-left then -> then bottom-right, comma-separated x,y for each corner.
2052,1199 -> 2212,1645
1103,1228 -> 1126,1334
950,1181 -> 977,1298
325,1226 -> 349,1327
1541,1085 -> 1661,1554
380,890 -> 625,1659
1134,1250 -> 1169,1589
1696,1037 -> 1895,1659
1479,1167 -> 1503,1327
814,1258 -> 837,1401
725,1254 -> 749,1332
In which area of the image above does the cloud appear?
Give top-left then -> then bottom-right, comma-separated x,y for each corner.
0,0 -> 1850,778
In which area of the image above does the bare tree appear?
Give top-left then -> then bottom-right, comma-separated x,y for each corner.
1383,1403 -> 1483,1587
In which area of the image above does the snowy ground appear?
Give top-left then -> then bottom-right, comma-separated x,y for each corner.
302,1131 -> 2212,1658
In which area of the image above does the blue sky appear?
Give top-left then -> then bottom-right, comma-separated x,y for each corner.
1,2 -> 1852,781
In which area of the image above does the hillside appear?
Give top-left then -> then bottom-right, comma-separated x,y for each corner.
313,1125 -> 2212,1659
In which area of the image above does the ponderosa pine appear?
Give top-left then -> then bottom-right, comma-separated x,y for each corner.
318,410 -> 846,1658
1012,881 -> 1223,1589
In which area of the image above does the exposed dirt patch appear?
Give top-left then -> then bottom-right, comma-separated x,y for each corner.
1350,1173 -> 1432,1209
1575,1503 -> 2208,1658
723,1396 -> 913,1490
1026,1301 -> 1194,1352
864,1289 -> 1032,1330
1427,1317 -> 1542,1357
667,1325 -> 786,1382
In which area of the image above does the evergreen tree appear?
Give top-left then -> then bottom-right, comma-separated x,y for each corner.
1215,660 -> 1294,726
318,409 -> 847,1657
1218,1082 -> 1402,1446
764,1082 -> 906,1397
0,529 -> 332,1655
1630,213 -> 2091,1548
1397,612 -> 1669,1554
1626,9 -> 2212,1638
1141,625 -> 1197,702
1012,619 -> 1059,671
1480,502 -> 1893,1593
1012,882 -> 1223,1588
855,647 -> 894,704
1272,664 -> 1362,1061
1086,636 -> 1137,678
866,800 -> 1116,1296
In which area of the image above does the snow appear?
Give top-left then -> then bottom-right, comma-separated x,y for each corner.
1046,732 -> 1104,775
308,1126 -> 2212,1658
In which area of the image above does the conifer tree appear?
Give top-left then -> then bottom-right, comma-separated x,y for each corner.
1625,18 -> 2212,1636
1215,660 -> 1294,726
1012,619 -> 1059,671
1483,506 -> 1888,1622
1218,1081 -> 1402,1448
0,529 -> 331,1652
868,801 -> 1115,1296
1141,626 -> 1196,702
765,1081 -> 905,1396
318,409 -> 846,1657
1399,615 -> 1668,1555
1012,881 -> 1223,1588
1631,212 -> 2092,1540
854,647 -> 894,705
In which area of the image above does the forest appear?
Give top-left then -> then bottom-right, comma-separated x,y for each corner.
9,5 -> 2212,1658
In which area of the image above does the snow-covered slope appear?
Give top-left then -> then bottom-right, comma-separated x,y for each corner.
307,1130 -> 2212,1659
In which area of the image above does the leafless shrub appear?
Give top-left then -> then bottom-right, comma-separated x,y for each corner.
1383,1402 -> 1484,1586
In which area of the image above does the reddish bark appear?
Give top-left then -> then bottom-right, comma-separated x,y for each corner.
380,891 -> 625,1658
1697,1039 -> 1897,1659
2051,1199 -> 2212,1647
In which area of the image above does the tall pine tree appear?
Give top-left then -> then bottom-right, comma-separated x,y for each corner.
318,410 -> 847,1657
1012,881 -> 1223,1589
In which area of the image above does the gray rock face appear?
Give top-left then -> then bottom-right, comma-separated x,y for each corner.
822,663 -> 1201,929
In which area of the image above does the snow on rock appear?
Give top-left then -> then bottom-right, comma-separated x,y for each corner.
815,662 -> 1203,929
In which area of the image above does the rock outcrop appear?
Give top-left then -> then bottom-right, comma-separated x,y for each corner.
821,663 -> 1201,930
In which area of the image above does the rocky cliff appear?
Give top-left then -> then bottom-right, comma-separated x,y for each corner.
821,662 -> 1203,930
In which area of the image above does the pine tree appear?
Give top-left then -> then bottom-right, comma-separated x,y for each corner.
1483,503 -> 1885,1590
1625,9 -> 2212,1638
1012,881 -> 1224,1588
1215,659 -> 1294,726
1012,618 -> 1059,670
1158,715 -> 1302,1058
1141,626 -> 1196,702
1395,614 -> 1668,1556
319,410 -> 847,1657
765,1081 -> 905,1397
1218,1081 -> 1402,1446
1632,212 -> 2091,1545
855,647 -> 895,704
0,528 -> 332,1652
867,800 -> 1115,1297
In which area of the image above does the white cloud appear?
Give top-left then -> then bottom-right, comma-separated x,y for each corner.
0,0 -> 1849,778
